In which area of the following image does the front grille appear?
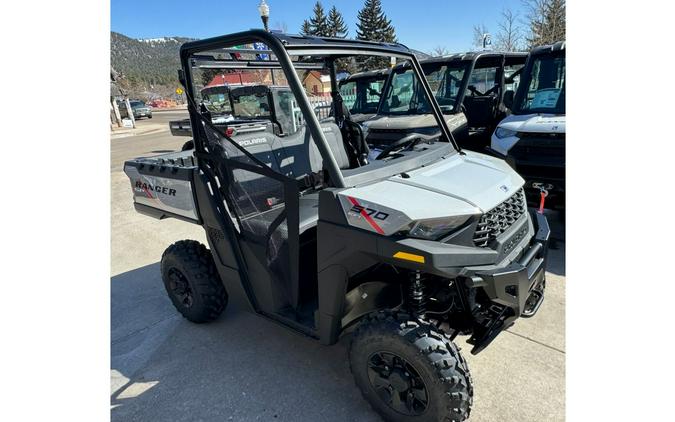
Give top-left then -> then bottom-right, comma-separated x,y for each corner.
473,188 -> 527,247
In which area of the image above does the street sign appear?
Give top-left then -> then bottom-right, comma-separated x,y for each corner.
253,42 -> 269,60
176,88 -> 184,95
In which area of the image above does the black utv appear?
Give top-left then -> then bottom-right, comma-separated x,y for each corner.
124,30 -> 549,422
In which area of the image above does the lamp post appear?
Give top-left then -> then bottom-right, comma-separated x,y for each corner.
257,0 -> 275,85
258,0 -> 270,32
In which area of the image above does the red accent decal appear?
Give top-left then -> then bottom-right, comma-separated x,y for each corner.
347,196 -> 385,235
538,191 -> 546,214
141,184 -> 154,199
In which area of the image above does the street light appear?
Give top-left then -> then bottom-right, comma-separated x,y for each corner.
258,0 -> 270,32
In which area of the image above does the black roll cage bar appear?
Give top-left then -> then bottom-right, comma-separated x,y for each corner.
179,30 -> 463,188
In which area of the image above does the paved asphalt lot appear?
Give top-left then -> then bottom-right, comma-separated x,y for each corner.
111,111 -> 565,421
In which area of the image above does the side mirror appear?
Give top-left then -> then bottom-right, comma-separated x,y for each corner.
503,90 -> 514,109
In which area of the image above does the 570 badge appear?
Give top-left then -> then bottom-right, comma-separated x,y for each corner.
349,204 -> 389,220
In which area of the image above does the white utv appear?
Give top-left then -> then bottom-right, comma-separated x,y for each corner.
363,52 -> 527,155
490,41 -> 565,208
124,31 -> 550,422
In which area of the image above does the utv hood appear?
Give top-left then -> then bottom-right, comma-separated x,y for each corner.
338,151 -> 524,235
498,113 -> 566,134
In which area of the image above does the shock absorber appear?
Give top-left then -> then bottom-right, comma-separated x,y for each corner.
408,271 -> 427,318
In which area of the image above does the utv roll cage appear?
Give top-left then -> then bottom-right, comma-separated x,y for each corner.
179,30 -> 462,190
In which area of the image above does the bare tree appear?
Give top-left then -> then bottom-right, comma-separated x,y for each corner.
472,24 -> 490,49
430,45 -> 450,57
274,21 -> 288,33
495,8 -> 523,51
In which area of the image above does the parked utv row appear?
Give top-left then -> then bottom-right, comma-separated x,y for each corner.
491,42 -> 566,209
128,31 -> 556,422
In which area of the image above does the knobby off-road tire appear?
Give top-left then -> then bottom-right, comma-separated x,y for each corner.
181,140 -> 194,151
160,240 -> 228,323
349,311 -> 473,422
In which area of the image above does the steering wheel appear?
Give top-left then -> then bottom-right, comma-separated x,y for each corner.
375,132 -> 438,160
467,85 -> 485,96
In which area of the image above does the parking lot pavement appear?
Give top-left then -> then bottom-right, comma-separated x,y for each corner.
111,127 -> 565,421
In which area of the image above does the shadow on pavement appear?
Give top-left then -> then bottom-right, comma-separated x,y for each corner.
111,263 -> 380,422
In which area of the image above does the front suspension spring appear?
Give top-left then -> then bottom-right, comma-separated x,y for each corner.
409,271 -> 427,318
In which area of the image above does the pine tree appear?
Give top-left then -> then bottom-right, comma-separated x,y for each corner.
355,0 -> 397,70
327,6 -> 348,38
543,0 -> 565,44
308,1 -> 330,37
524,0 -> 565,47
300,19 -> 312,36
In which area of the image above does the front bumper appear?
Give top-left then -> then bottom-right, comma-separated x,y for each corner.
465,210 -> 550,353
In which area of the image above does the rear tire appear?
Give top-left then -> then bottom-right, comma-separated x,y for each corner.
160,240 -> 228,323
349,311 -> 473,422
181,140 -> 194,151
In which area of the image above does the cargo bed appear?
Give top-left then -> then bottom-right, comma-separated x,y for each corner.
123,150 -> 201,224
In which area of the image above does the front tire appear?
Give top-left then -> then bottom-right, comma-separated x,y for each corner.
349,311 -> 473,422
160,240 -> 228,323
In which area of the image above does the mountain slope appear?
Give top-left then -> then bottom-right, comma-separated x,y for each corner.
111,32 -> 195,98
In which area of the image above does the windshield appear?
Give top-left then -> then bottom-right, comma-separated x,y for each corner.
231,90 -> 271,119
380,62 -> 468,115
201,86 -> 233,114
513,52 -> 565,115
130,101 -> 145,108
339,74 -> 387,115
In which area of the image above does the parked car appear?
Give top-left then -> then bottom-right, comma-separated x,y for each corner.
363,52 -> 527,153
118,100 -> 153,119
490,41 -> 565,209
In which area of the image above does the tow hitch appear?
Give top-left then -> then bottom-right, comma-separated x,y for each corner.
532,182 -> 553,213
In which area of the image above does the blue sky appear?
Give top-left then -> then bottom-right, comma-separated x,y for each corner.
111,0 -> 527,53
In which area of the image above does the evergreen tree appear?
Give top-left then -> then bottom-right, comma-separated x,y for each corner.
300,19 -> 312,36
524,0 -> 565,47
355,0 -> 397,70
543,0 -> 565,44
327,6 -> 348,38
308,1 -> 330,37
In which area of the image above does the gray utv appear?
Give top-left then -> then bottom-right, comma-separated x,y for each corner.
364,52 -> 527,154
171,83 -> 302,152
338,68 -> 390,123
124,30 -> 549,422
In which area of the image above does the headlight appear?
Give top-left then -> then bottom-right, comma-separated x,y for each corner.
495,127 -> 518,139
407,215 -> 471,240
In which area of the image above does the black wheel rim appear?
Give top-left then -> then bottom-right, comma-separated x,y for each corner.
367,351 -> 429,416
167,268 -> 194,308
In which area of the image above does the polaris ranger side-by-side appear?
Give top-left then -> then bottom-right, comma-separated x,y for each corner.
171,83 -> 303,151
490,42 -> 566,209
124,31 -> 549,422
363,52 -> 527,154
338,68 -> 390,123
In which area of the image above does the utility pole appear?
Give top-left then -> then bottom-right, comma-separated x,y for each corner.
111,98 -> 122,127
124,96 -> 136,128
